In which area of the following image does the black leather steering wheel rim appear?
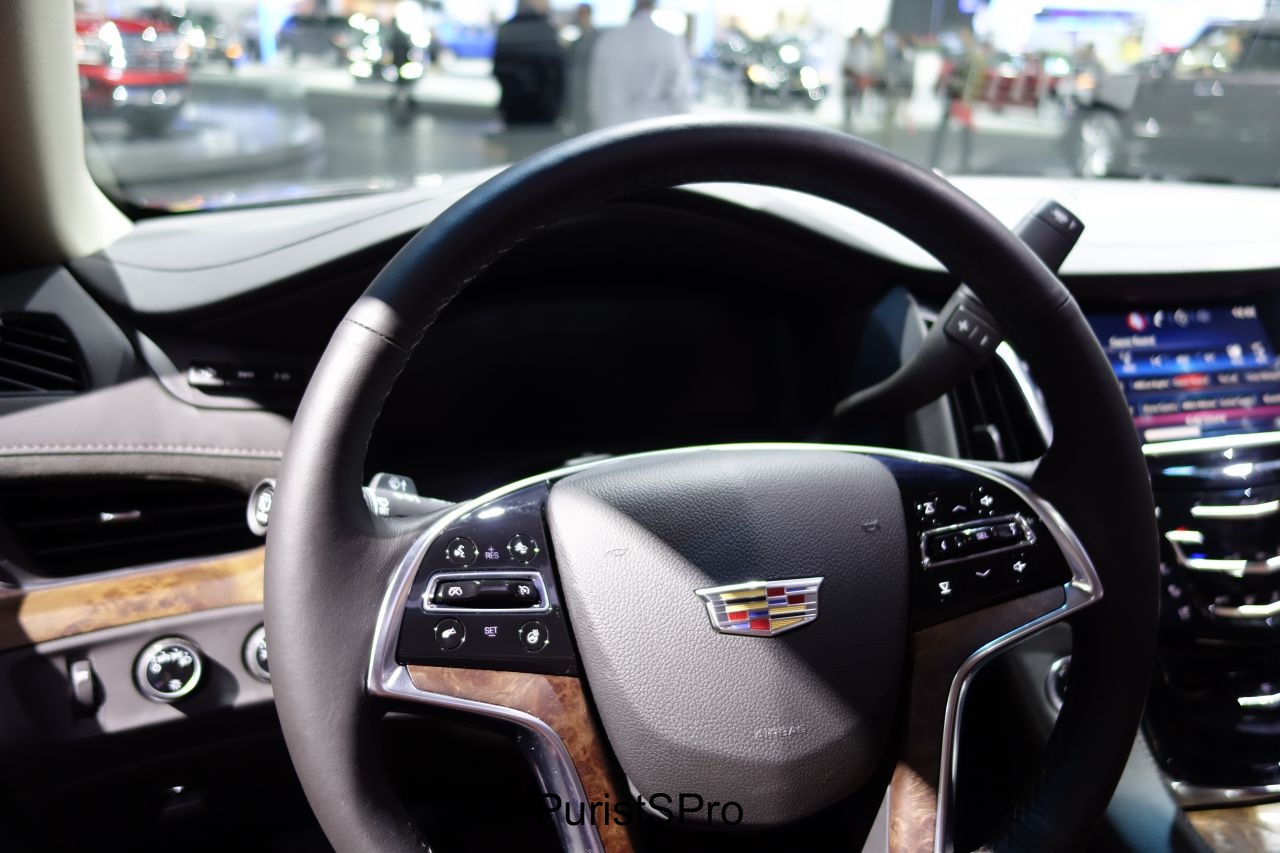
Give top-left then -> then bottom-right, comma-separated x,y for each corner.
264,116 -> 1159,852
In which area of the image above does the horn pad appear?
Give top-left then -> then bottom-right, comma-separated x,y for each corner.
547,449 -> 908,826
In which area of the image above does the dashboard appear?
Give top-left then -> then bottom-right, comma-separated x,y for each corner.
3,174 -> 1280,850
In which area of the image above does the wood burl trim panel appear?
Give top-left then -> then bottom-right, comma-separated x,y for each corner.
1188,801 -> 1280,850
0,547 -> 264,651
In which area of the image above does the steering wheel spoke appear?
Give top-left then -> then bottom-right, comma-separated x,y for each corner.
880,452 -> 1102,852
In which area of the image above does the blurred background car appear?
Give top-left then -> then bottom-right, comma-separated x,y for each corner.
277,13 -> 355,66
434,19 -> 496,66
346,12 -> 432,84
1064,19 -> 1280,183
139,7 -> 247,69
706,31 -> 826,109
75,13 -> 190,136
981,51 -> 1073,111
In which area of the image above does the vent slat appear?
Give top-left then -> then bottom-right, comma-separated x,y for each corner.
0,374 -> 43,392
0,354 -> 81,385
0,338 -> 76,365
15,500 -> 246,530
32,521 -> 250,556
2,479 -> 257,578
949,356 -> 1047,463
0,313 -> 86,395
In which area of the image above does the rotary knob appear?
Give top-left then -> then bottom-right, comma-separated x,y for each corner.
134,638 -> 203,702
243,624 -> 270,682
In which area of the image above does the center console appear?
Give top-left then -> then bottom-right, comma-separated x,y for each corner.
1088,303 -> 1280,804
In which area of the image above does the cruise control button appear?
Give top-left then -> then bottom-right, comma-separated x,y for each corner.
508,580 -> 540,604
445,537 -> 478,566
518,620 -> 549,652
433,579 -> 481,604
507,534 -> 539,564
434,618 -> 465,650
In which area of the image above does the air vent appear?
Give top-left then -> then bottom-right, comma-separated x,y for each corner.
1,479 -> 258,578
950,352 -> 1049,462
0,313 -> 86,394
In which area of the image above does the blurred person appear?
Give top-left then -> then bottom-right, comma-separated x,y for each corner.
566,3 -> 599,133
1073,42 -> 1102,79
493,0 -> 567,126
928,27 -> 985,172
842,28 -> 874,131
1120,31 -> 1144,68
588,0 -> 691,129
387,15 -> 416,124
879,31 -> 915,144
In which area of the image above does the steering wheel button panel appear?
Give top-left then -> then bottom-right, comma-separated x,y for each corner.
877,456 -> 1074,627
397,484 -> 578,675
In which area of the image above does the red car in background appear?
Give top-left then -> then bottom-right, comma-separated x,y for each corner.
76,15 -> 190,135
981,51 -> 1072,111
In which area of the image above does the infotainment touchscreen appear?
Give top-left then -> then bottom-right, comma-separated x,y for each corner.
1087,305 -> 1280,444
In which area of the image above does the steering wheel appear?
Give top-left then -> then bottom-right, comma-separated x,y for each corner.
264,118 -> 1158,853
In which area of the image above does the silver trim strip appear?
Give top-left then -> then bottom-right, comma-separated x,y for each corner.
1237,691 -> 1280,709
1143,430 -> 1280,457
1212,599 -> 1280,620
1164,529 -> 1205,546
1166,536 -> 1280,577
421,570 -> 550,614
365,442 -> 1103,853
1169,778 -> 1280,808
1191,499 -> 1280,520
995,342 -> 1054,447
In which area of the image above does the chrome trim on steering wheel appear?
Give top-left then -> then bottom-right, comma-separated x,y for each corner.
367,443 -> 1102,853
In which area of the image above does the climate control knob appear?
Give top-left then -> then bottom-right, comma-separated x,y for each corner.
134,637 -> 203,703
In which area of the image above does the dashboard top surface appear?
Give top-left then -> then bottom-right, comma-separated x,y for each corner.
80,173 -> 1280,316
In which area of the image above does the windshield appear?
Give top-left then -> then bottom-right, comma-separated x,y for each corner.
74,1 -> 1280,211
